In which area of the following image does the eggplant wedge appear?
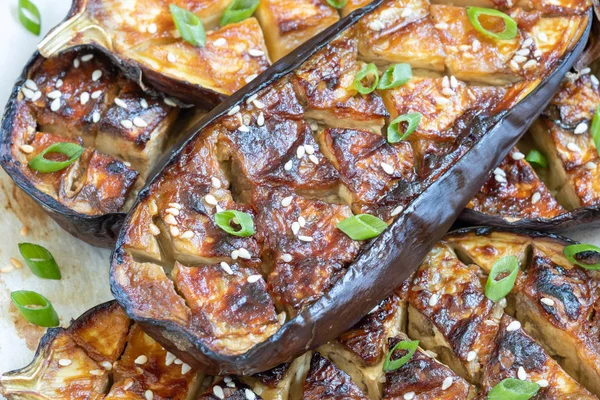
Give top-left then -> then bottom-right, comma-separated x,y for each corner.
110,0 -> 591,374
462,66 -> 600,231
0,49 -> 199,247
36,0 -> 348,106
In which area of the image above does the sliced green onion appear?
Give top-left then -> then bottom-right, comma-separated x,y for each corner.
18,243 -> 61,280
485,255 -> 519,302
326,0 -> 348,8
387,112 -> 422,143
170,4 -> 206,47
488,378 -> 540,400
591,105 -> 600,157
220,0 -> 260,26
337,214 -> 387,241
11,291 -> 59,327
354,63 -> 379,95
564,243 -> 600,270
466,7 -> 518,41
378,64 -> 412,90
215,210 -> 255,237
28,142 -> 84,173
383,340 -> 419,372
18,0 -> 41,36
525,149 -> 547,168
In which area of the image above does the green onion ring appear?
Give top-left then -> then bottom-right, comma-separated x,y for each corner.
11,290 -> 59,327
378,64 -> 412,90
591,105 -> 600,157
18,0 -> 41,36
383,340 -> 419,372
466,7 -> 518,41
326,0 -> 348,9
220,0 -> 260,26
525,149 -> 547,168
387,112 -> 422,144
354,63 -> 380,95
215,210 -> 256,237
28,142 -> 84,173
564,243 -> 600,270
170,4 -> 206,47
487,378 -> 540,400
337,214 -> 387,241
485,255 -> 519,302
18,243 -> 61,280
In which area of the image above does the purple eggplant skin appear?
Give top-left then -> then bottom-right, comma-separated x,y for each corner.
109,1 -> 592,375
0,50 -> 125,248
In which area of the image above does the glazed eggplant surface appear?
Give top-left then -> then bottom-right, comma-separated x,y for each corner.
37,0 -> 349,104
110,0 -> 589,374
464,67 -> 600,230
0,49 -> 188,247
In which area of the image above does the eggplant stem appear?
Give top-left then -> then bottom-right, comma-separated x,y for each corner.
38,12 -> 111,57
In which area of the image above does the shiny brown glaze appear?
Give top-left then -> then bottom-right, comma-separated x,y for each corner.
301,353 -> 369,399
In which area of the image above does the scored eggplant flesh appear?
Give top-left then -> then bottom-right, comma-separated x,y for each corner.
463,68 -> 600,230
37,0 -> 348,104
0,49 -> 196,247
109,0 -> 590,374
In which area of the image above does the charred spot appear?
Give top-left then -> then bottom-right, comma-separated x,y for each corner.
252,362 -> 291,387
185,191 -> 210,216
535,261 -> 582,320
106,160 -> 126,174
497,326 -> 547,371
573,250 -> 600,267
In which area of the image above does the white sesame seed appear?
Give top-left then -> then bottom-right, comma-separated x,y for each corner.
581,67 -> 591,75
495,167 -> 506,176
238,248 -> 251,259
592,75 -> 600,86
245,389 -> 257,400
531,192 -> 541,204
170,226 -> 180,237
167,52 -> 176,63
404,392 -> 415,400
0,266 -> 14,274
145,390 -> 154,400
536,379 -> 549,388
436,96 -> 450,105
238,124 -> 250,132
522,38 -> 534,48
58,359 -> 72,366
298,235 -> 313,242
180,230 -> 194,240
467,351 -> 477,362
81,54 -> 94,62
512,55 -> 527,64
450,76 -> 458,88
47,90 -> 62,99
247,274 -> 262,283
303,144 -> 315,155
114,98 -> 128,109
298,216 -> 306,227
442,376 -> 453,390
135,355 -> 148,365
428,293 -> 439,306
533,49 -> 543,58
174,358 -> 183,365
309,154 -> 319,164
494,174 -> 507,183
100,361 -> 113,370
381,162 -> 395,175
291,222 -> 300,235
368,20 -> 385,31
181,363 -> 191,374
231,250 -> 240,259
434,22 -> 448,30
248,49 -> 264,57
523,60 -> 537,70
209,177 -> 221,189
391,205 -> 404,217
512,151 -> 525,161
147,23 -> 157,33
567,142 -> 582,153
499,298 -> 507,308
133,117 -> 148,128
213,38 -> 227,47
21,87 -> 34,99
164,352 -> 176,366
472,39 -> 481,52
281,196 -> 293,207
55,79 -> 63,88
204,194 -> 218,205
284,160 -> 293,171
540,297 -> 555,306
213,385 -> 225,399
253,100 -> 265,109
245,74 -> 258,83
140,98 -> 149,108
92,70 -> 102,81
574,122 -> 588,134
506,320 -> 521,332
91,90 -> 102,99
149,223 -> 161,236
442,76 -> 450,88
510,60 -> 520,70
518,366 -> 527,380
257,112 -> 265,126
20,144 -> 34,154
442,87 -> 454,97
296,146 -> 306,159
50,98 -> 61,112
168,202 -> 182,210
516,48 -> 530,56
89,369 -> 104,376
220,262 -> 233,275
80,92 -> 90,105
401,7 -> 413,17
24,79 -> 38,91
164,97 -> 177,107
32,90 -> 41,101
228,106 -> 240,116
282,253 -> 293,262
164,213 -> 177,225
74,58 -> 80,68
120,120 -> 133,129
585,161 -> 596,170
92,112 -> 101,123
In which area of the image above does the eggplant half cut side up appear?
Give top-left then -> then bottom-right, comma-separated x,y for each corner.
36,0 -> 349,106
0,49 -> 199,247
110,0 -> 591,374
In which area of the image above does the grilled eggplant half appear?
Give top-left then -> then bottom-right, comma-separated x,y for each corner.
37,0 -> 348,105
0,49 -> 199,247
462,66 -> 600,230
110,0 -> 590,374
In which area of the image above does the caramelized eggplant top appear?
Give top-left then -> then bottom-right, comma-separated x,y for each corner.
109,0 -> 589,374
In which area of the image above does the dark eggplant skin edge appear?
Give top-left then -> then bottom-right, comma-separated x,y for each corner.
0,50 -> 126,248
108,2 -> 592,375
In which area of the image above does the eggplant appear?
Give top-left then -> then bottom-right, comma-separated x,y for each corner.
36,0 -> 349,106
109,0 -> 591,374
462,66 -> 600,231
0,49 -> 200,247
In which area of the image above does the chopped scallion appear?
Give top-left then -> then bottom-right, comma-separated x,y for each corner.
466,7 -> 517,41
525,149 -> 547,168
18,243 -> 61,280
378,64 -> 412,90
337,214 -> 387,241
215,210 -> 255,237
220,0 -> 260,26
28,142 -> 84,173
591,105 -> 600,157
11,290 -> 59,327
387,112 -> 422,143
564,243 -> 600,270
383,340 -> 419,371
488,378 -> 540,400
354,63 -> 379,95
326,0 -> 348,9
485,255 -> 519,302
170,4 -> 206,47
18,0 -> 41,36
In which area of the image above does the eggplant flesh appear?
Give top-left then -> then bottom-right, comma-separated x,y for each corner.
110,0 -> 590,374
463,67 -> 600,231
0,49 -> 195,247
37,0 -> 347,105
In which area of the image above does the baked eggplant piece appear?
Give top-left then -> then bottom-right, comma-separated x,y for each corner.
0,49 -> 188,247
407,227 -> 600,397
110,0 -> 591,374
462,67 -> 600,230
36,0 -> 351,105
